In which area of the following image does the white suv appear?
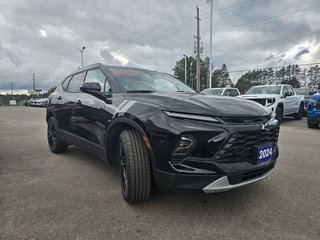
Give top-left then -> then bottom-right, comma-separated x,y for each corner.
239,84 -> 305,122
201,87 -> 240,97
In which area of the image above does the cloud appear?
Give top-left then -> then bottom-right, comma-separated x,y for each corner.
294,47 -> 310,60
0,0 -> 319,89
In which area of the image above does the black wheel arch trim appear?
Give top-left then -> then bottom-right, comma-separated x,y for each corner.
105,117 -> 156,167
46,109 -> 56,122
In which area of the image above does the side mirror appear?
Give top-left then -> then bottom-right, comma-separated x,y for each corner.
284,92 -> 289,98
80,82 -> 101,93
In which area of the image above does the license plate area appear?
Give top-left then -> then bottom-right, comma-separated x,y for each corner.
256,144 -> 273,164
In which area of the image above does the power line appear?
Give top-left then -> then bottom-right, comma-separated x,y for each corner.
122,0 -> 271,53
216,31 -> 319,53
203,6 -> 320,38
228,62 -> 320,73
124,0 -> 208,47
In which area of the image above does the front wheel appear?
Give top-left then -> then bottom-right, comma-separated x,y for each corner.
294,105 -> 304,120
119,130 -> 151,203
307,120 -> 319,129
275,106 -> 283,123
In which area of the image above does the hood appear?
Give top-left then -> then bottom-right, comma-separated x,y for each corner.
124,93 -> 270,117
239,94 -> 279,99
311,93 -> 320,101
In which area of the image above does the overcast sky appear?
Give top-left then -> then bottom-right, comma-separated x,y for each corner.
0,0 -> 319,90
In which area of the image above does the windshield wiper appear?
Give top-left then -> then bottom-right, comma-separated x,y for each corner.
126,90 -> 155,93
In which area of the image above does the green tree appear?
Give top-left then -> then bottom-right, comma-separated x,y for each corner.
308,65 -> 320,88
173,56 -> 214,91
281,77 -> 301,88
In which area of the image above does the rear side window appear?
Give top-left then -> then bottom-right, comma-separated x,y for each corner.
229,89 -> 239,96
85,69 -> 110,92
62,76 -> 71,91
67,72 -> 85,93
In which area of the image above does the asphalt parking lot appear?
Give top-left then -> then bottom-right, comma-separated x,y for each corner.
0,106 -> 319,240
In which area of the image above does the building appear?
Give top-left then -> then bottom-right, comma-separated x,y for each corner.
0,89 -> 37,96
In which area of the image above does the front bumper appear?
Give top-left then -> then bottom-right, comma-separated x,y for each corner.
307,109 -> 320,123
154,160 -> 276,192
147,112 -> 279,192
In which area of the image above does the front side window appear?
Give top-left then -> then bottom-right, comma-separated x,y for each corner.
62,76 -> 72,91
85,69 -> 110,92
108,67 -> 195,93
287,86 -> 294,95
67,72 -> 85,93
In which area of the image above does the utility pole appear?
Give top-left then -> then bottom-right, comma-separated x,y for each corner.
33,73 -> 35,91
207,0 -> 213,88
11,81 -> 13,98
183,54 -> 187,84
194,6 -> 201,92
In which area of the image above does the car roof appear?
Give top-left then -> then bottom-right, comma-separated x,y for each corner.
67,63 -> 160,77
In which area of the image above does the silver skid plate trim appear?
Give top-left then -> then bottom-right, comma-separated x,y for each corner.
203,169 -> 274,193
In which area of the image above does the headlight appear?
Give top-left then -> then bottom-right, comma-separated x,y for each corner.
163,111 -> 220,123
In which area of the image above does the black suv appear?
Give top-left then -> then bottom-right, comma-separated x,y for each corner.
47,63 -> 280,203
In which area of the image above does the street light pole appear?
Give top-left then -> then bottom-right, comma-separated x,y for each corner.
207,0 -> 213,88
78,46 -> 86,68
183,54 -> 187,84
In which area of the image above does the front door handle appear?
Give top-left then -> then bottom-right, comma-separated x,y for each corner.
77,100 -> 82,105
57,96 -> 62,100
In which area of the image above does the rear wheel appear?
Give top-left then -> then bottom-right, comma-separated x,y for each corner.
47,117 -> 68,153
275,106 -> 283,123
307,120 -> 319,129
294,104 -> 304,120
119,130 -> 151,203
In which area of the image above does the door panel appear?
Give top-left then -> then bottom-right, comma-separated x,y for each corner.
73,68 -> 114,147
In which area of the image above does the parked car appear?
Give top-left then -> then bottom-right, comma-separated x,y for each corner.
307,93 -> 320,128
239,84 -> 305,122
201,87 -> 240,96
26,98 -> 35,106
37,98 -> 48,107
47,63 -> 280,203
294,88 -> 319,115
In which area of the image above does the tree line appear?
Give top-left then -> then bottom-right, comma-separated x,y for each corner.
173,56 -> 320,93
173,56 -> 233,91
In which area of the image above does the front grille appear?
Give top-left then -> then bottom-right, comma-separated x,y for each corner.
214,127 -> 279,164
220,115 -> 271,124
250,98 -> 266,106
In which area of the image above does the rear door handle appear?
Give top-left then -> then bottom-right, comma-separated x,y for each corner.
77,100 -> 82,105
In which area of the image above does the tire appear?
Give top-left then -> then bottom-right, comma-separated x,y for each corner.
119,130 -> 151,203
307,120 -> 319,129
275,106 -> 283,123
294,104 -> 304,120
47,117 -> 68,153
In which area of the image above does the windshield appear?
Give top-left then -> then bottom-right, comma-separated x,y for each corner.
245,86 -> 281,95
108,67 -> 195,93
201,88 -> 222,95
